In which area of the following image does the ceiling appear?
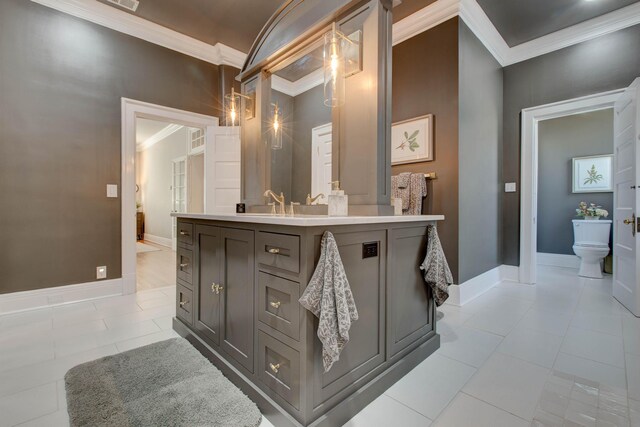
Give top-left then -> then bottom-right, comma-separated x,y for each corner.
97,0 -> 283,52
136,118 -> 173,144
99,0 -> 639,54
476,0 -> 640,47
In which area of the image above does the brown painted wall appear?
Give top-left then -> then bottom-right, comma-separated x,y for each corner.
392,18 -> 460,281
502,24 -> 640,265
0,0 -> 236,294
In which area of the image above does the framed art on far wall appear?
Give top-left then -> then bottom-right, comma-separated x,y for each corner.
572,154 -> 613,193
391,114 -> 433,165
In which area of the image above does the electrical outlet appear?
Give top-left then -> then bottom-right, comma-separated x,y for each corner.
96,266 -> 107,279
505,182 -> 517,193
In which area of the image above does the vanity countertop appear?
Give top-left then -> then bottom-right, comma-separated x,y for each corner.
171,213 -> 444,227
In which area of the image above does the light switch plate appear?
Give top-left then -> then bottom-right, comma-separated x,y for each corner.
505,182 -> 517,193
107,184 -> 118,198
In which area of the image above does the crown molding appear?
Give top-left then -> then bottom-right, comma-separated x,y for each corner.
137,123 -> 184,152
505,2 -> 640,66
392,0 -> 459,46
29,0 -> 246,69
271,69 -> 324,97
392,0 -> 640,67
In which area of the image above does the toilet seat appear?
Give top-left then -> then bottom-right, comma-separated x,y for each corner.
574,243 -> 608,249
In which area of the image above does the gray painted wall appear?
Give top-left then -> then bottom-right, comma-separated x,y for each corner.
502,24 -> 640,265
0,0 -> 233,294
458,22 -> 503,283
137,127 -> 188,241
291,85 -> 332,204
537,109 -> 614,255
392,18 -> 460,282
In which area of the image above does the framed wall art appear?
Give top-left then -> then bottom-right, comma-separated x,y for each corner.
572,154 -> 613,193
391,114 -> 433,165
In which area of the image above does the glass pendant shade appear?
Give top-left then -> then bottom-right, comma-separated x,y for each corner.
271,103 -> 283,150
323,24 -> 346,107
224,89 -> 241,127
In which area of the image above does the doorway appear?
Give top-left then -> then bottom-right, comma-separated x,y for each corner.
519,89 -> 624,285
121,99 -> 219,295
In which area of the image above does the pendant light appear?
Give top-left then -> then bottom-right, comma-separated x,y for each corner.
271,102 -> 283,150
224,87 -> 254,127
323,23 -> 346,107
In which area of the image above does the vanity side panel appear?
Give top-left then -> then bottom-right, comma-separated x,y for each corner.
387,225 -> 434,358
194,224 -> 222,347
308,228 -> 387,410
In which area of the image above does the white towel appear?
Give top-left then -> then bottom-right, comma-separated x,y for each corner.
299,231 -> 358,372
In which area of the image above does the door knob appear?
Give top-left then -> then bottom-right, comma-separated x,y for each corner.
624,214 -> 636,236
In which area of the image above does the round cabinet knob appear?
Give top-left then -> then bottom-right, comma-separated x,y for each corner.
269,363 -> 280,374
270,301 -> 281,309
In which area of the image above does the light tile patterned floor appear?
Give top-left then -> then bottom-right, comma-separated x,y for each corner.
0,265 -> 638,427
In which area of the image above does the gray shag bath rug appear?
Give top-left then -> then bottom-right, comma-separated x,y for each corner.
65,338 -> 262,427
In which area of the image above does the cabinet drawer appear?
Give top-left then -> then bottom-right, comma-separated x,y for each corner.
257,232 -> 300,274
258,272 -> 300,340
177,221 -> 194,246
176,247 -> 193,285
177,285 -> 193,326
258,331 -> 300,410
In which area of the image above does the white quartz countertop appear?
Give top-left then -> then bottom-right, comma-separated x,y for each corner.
171,213 -> 444,226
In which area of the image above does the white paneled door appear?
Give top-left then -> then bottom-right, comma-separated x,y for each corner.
613,78 -> 640,316
311,123 -> 332,203
205,126 -> 241,213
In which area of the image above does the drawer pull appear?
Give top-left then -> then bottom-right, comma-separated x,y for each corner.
179,263 -> 189,268
179,230 -> 189,236
270,301 -> 281,309
267,247 -> 281,255
179,300 -> 189,307
269,363 -> 280,374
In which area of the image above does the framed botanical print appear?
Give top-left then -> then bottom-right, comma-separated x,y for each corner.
572,154 -> 613,193
391,114 -> 433,165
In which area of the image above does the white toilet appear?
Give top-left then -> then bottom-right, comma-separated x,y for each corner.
572,219 -> 612,279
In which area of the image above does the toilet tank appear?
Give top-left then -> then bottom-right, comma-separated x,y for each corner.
572,220 -> 612,246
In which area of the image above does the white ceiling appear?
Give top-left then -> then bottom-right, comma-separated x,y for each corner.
135,118 -> 174,145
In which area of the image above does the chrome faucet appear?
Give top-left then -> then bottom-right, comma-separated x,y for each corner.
264,190 -> 285,215
306,193 -> 325,205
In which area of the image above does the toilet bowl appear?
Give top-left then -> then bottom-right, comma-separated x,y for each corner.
572,219 -> 612,279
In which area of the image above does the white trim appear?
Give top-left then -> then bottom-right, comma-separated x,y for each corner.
137,123 -> 184,152
537,253 -> 581,270
0,279 -> 122,315
29,0 -> 246,68
122,98 -> 218,295
271,69 -> 324,97
392,0 -> 640,67
519,89 -> 623,284
447,265 -> 521,306
142,233 -> 172,248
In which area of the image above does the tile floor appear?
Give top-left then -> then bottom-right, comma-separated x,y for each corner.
0,265 -> 638,427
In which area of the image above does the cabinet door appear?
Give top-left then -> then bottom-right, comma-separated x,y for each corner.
387,226 -> 433,358
195,225 -> 222,346
220,228 -> 255,373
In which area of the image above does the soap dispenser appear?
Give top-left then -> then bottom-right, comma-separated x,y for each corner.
328,181 -> 348,216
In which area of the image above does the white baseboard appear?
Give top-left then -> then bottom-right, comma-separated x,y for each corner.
143,233 -> 172,248
448,264 -> 520,306
537,252 -> 580,269
0,279 -> 123,315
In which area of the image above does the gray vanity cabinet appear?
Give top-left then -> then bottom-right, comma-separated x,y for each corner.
174,218 -> 440,427
194,225 -> 222,346
387,227 -> 433,358
219,228 -> 255,373
192,223 -> 255,374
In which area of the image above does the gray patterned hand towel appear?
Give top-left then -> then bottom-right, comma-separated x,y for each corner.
420,225 -> 453,306
299,231 -> 358,372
